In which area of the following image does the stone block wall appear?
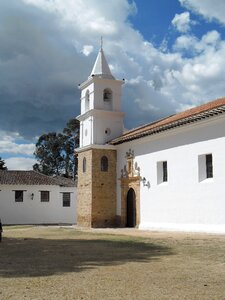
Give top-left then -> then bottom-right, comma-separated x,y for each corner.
77,148 -> 117,228
77,149 -> 92,227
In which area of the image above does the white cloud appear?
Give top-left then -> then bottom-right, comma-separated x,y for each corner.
202,30 -> 221,45
20,0 -> 225,119
2,0 -> 225,131
179,0 -> 225,25
0,132 -> 35,156
22,0 -> 136,37
5,157 -> 37,170
161,35 -> 225,108
174,35 -> 198,51
172,12 -> 193,33
82,45 -> 94,56
174,30 -> 221,53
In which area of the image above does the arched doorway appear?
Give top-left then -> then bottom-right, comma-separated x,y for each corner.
126,188 -> 136,227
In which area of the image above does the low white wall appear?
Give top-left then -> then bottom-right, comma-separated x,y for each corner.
0,184 -> 76,225
117,115 -> 225,233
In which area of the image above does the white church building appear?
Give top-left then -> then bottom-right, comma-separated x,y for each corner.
76,46 -> 225,233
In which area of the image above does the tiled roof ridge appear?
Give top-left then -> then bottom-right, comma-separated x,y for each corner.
121,114 -> 176,137
111,96 -> 225,145
0,170 -> 75,187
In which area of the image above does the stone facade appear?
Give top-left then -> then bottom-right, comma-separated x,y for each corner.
119,177 -> 140,227
77,149 -> 92,227
77,148 -> 117,227
119,149 -> 141,227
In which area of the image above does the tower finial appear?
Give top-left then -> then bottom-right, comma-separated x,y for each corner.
100,36 -> 103,50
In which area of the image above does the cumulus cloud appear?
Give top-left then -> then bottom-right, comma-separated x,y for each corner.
174,30 -> 221,54
172,12 -> 194,33
1,0 -> 225,171
82,45 -> 94,56
5,157 -> 37,170
179,0 -> 225,25
0,131 -> 35,156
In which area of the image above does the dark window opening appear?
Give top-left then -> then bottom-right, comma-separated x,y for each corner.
103,89 -> 112,102
206,154 -> 213,178
40,191 -> 50,202
163,161 -> 168,182
63,193 -> 71,207
101,156 -> 108,172
15,191 -> 23,202
83,157 -> 86,173
85,90 -> 90,112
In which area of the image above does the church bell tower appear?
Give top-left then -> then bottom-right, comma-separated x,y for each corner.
76,45 -> 124,227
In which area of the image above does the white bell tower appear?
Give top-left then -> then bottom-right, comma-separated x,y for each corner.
77,45 -> 124,148
76,44 -> 123,228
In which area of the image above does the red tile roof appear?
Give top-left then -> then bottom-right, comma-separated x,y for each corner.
111,97 -> 225,145
0,171 -> 76,187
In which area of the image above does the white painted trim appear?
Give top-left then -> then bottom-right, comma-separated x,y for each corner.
76,144 -> 116,153
77,109 -> 124,121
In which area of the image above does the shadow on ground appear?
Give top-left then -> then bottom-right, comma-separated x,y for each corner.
0,236 -> 173,278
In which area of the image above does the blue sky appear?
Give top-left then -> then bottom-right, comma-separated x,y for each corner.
129,0 -> 183,45
1,0 -> 225,170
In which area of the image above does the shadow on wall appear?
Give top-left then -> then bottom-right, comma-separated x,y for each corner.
0,236 -> 173,278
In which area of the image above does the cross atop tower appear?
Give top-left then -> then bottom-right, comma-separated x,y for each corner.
100,36 -> 103,49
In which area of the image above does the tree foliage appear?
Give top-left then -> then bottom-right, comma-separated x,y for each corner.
33,119 -> 79,178
0,157 -> 7,170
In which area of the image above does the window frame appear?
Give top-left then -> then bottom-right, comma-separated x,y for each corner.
15,190 -> 24,202
198,153 -> 213,182
206,154 -> 213,179
162,161 -> 168,182
101,156 -> 108,172
83,157 -> 86,173
103,88 -> 112,102
40,191 -> 50,202
157,160 -> 168,184
62,192 -> 71,207
85,89 -> 90,112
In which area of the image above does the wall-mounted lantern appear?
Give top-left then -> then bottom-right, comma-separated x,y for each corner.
142,177 -> 150,189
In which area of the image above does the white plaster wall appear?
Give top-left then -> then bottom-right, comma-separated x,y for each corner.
92,79 -> 123,112
0,185 -> 76,225
93,113 -> 124,144
79,77 -> 124,148
81,117 -> 93,147
80,78 -> 123,113
116,115 -> 225,233
81,83 -> 94,114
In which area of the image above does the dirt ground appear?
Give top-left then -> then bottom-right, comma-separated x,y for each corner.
0,226 -> 225,300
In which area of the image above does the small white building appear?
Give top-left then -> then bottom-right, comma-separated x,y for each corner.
0,170 -> 76,225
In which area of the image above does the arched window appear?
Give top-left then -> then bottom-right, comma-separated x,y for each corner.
83,157 -> 86,173
103,88 -> 112,102
85,90 -> 90,112
101,156 -> 108,172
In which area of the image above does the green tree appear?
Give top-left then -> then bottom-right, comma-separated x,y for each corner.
0,157 -> 7,170
33,119 -> 79,178
63,118 -> 80,178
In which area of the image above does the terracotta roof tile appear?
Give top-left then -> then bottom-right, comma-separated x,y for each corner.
0,170 -> 76,187
111,97 -> 225,145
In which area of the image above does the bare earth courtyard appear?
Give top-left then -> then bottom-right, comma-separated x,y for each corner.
0,226 -> 225,299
